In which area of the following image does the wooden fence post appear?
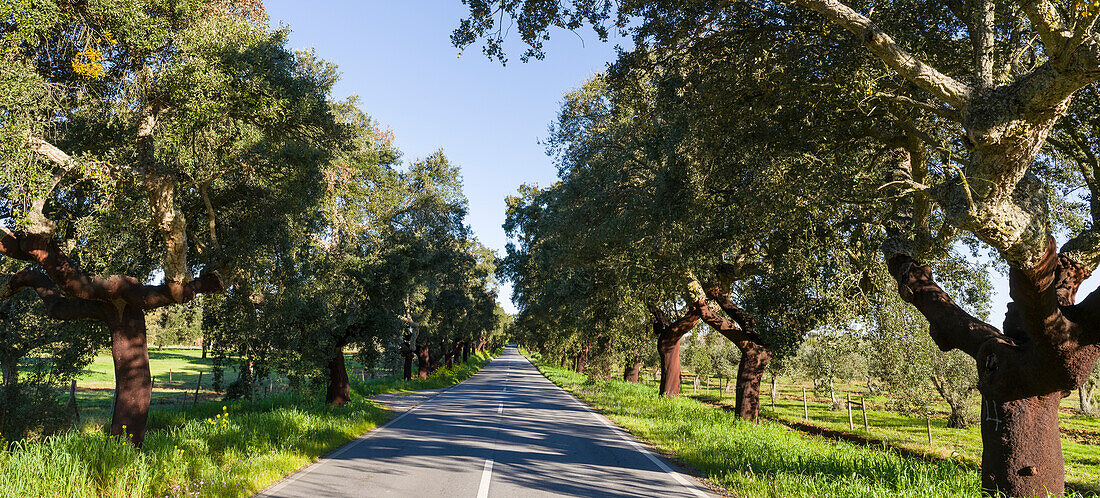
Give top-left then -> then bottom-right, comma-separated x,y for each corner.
861,395 -> 869,432
847,393 -> 854,430
193,371 -> 203,405
802,387 -> 808,420
68,379 -> 80,422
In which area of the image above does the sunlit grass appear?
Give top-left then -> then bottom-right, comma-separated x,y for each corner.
527,353 -> 982,498
0,350 -> 497,498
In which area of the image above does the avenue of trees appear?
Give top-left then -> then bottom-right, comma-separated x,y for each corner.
0,0 -> 504,447
456,0 -> 1100,496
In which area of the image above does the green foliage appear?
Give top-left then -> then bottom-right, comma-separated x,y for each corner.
146,302 -> 203,348
0,287 -> 102,441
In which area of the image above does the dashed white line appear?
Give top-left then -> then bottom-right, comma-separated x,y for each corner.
476,459 -> 494,498
497,403 -> 503,414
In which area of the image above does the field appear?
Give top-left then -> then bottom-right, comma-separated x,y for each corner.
71,349 -> 403,425
0,350 -> 498,498
634,370 -> 1100,494
666,370 -> 1100,494
526,354 -> 983,498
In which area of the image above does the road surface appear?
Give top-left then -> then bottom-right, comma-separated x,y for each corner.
258,346 -> 716,497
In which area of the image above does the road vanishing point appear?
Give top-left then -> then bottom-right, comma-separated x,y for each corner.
258,346 -> 716,497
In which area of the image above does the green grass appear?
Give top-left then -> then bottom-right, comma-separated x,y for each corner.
74,349 -> 245,425
72,348 -> 407,425
525,353 -> 981,498
0,350 -> 498,498
654,373 -> 1100,494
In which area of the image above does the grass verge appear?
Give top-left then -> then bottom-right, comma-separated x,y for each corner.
662,373 -> 1099,493
524,352 -> 981,498
0,350 -> 498,498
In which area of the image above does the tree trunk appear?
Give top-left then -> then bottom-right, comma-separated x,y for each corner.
0,231 -> 224,448
108,304 -> 152,447
201,336 -> 208,359
771,373 -> 779,400
417,341 -> 431,380
650,302 -> 703,397
828,378 -> 841,410
947,402 -> 971,429
0,357 -> 16,387
325,344 -> 350,406
576,348 -> 587,374
1080,385 -> 1095,415
462,343 -> 470,362
698,287 -> 772,421
734,344 -> 770,421
887,244 -> 1100,497
657,332 -> 683,396
623,358 -> 642,382
402,332 -> 414,381
980,395 -> 1064,495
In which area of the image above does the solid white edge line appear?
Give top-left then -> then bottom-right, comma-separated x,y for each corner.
257,386 -> 455,497
521,356 -> 710,497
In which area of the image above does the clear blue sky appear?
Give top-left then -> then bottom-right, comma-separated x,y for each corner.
264,1 -> 626,314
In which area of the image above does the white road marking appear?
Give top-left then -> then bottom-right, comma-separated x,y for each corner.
547,367 -> 710,496
497,403 -> 503,414
476,459 -> 494,498
258,389 -> 446,496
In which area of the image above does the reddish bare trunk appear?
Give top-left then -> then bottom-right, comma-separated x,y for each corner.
325,344 -> 350,406
699,287 -> 772,421
0,231 -> 224,448
649,302 -> 703,397
446,341 -> 461,368
417,341 -> 431,380
108,304 -> 151,447
575,348 -> 587,374
657,333 -> 682,396
981,394 -> 1064,494
888,241 -> 1100,497
734,345 -> 770,421
623,359 -> 642,382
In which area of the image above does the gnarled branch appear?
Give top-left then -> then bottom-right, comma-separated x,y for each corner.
793,0 -> 971,107
2,270 -> 105,321
1016,0 -> 1070,52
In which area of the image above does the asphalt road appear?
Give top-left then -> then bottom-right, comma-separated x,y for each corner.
258,346 -> 716,497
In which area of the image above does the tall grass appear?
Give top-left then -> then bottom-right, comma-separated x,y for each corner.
0,350 -> 497,498
531,355 -> 982,498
